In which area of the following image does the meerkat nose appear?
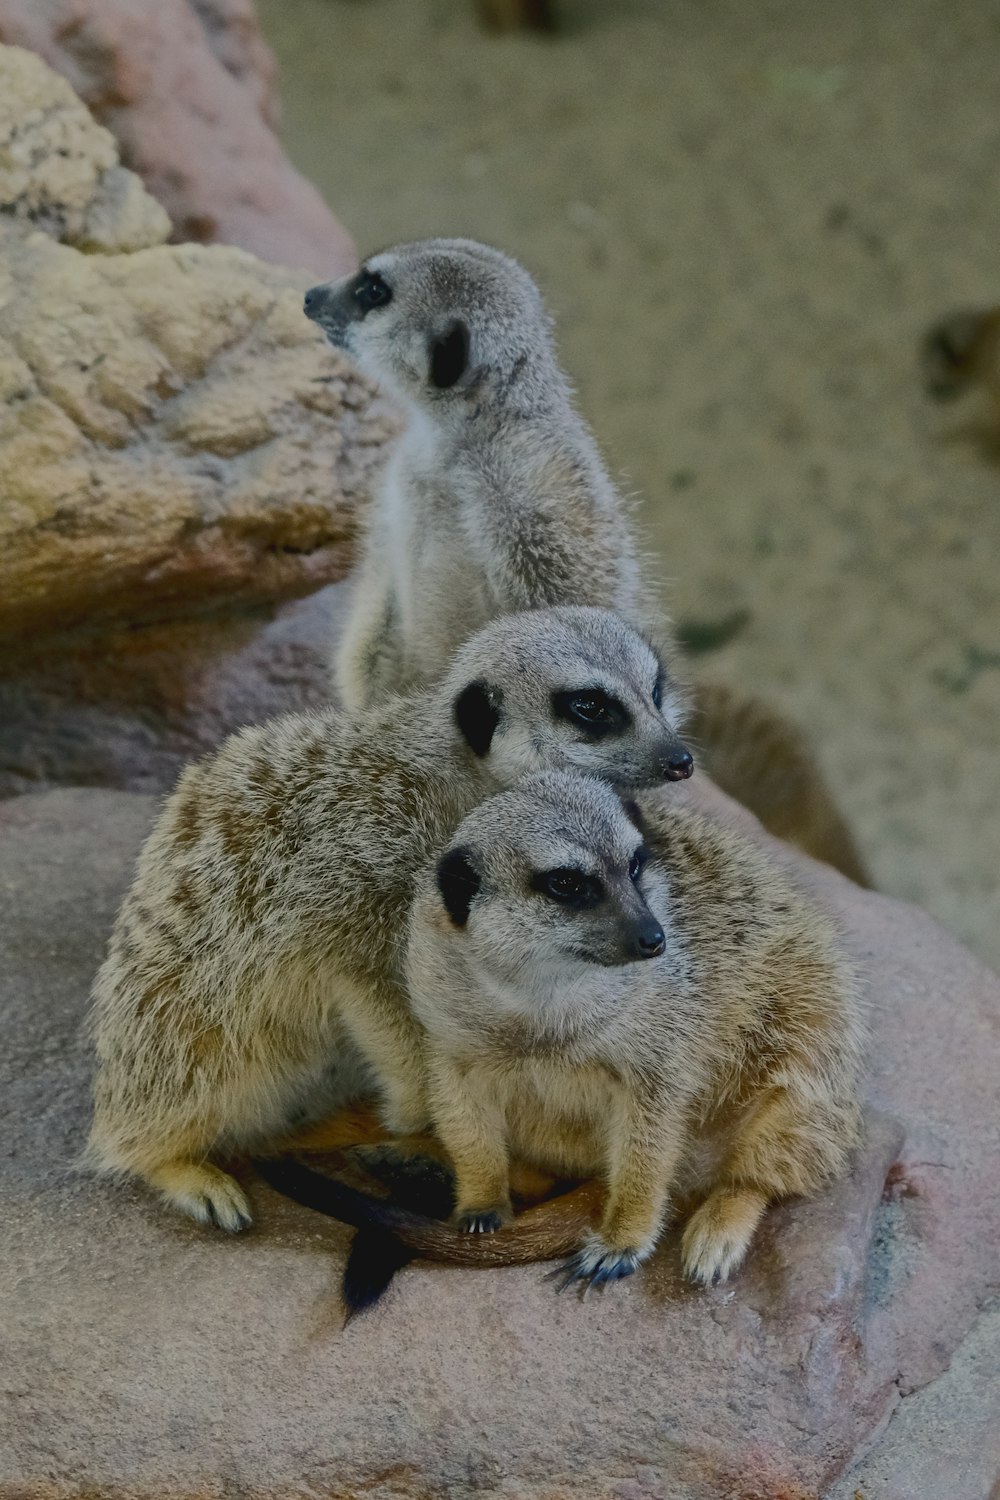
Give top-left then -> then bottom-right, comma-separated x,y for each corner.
663,748 -> 695,781
637,923 -> 666,959
303,285 -> 325,317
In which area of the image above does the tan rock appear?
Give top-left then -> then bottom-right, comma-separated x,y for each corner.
0,43 -> 169,251
0,222 -> 394,639
0,0 -> 355,275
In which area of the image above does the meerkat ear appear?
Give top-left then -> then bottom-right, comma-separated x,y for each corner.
436,847 -> 482,927
454,680 -> 502,757
429,320 -> 470,389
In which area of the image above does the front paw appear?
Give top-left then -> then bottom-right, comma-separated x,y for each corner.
454,1202 -> 512,1235
551,1234 -> 649,1291
681,1188 -> 762,1287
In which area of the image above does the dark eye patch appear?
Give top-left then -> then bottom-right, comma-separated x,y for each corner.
531,866 -> 604,909
652,668 -> 663,710
551,688 -> 629,738
353,270 -> 392,313
629,845 -> 650,884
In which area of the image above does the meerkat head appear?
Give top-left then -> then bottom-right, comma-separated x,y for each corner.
444,606 -> 693,791
428,773 -> 669,1019
303,238 -> 554,416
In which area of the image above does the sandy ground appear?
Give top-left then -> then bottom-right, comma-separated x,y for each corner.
257,0 -> 1000,971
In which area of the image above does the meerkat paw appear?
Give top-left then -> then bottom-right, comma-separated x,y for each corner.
453,1200 -> 513,1234
551,1232 -> 651,1291
681,1187 -> 767,1286
147,1160 -> 252,1233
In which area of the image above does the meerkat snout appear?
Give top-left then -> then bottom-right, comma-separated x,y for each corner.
662,746 -> 694,782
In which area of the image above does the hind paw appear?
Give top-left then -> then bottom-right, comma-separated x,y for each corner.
149,1161 -> 252,1233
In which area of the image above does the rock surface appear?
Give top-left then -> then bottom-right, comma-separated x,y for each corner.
0,0 -> 354,274
0,219 -> 390,639
0,41 -> 388,795
0,44 -> 169,252
0,585 -> 348,796
1,784 -> 996,1500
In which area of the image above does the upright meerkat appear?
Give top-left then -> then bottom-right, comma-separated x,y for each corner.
304,238 -> 868,883
88,607 -> 692,1231
400,771 -> 863,1286
304,238 -> 652,712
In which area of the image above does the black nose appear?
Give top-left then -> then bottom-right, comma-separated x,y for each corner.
663,748 -> 694,782
303,285 -> 325,317
637,923 -> 666,959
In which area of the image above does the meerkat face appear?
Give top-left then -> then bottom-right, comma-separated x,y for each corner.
303,238 -> 551,414
448,606 -> 693,792
432,774 -> 668,1022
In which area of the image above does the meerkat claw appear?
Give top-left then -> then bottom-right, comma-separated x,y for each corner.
551,1244 -> 641,1292
456,1208 -> 506,1234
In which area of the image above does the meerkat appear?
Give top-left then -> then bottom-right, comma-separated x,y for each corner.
315,771 -> 861,1290
304,238 -> 868,883
304,238 -> 652,712
87,607 -> 693,1232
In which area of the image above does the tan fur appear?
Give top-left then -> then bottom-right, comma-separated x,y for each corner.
87,608 -> 690,1229
306,238 -> 866,880
402,772 -> 864,1285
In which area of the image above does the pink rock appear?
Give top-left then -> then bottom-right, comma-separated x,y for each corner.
0,783 -> 997,1497
0,0 -> 355,275
0,586 -> 348,797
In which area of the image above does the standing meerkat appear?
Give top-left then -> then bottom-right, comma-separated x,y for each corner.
304,238 -> 652,712
304,238 -> 868,883
88,607 -> 693,1231
398,771 -> 864,1286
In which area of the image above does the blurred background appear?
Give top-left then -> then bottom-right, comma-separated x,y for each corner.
258,0 -> 1000,967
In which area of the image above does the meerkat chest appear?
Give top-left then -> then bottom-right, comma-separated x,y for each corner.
493,1053 -> 618,1178
382,440 -> 493,663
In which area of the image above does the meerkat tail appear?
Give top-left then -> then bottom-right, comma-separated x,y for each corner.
254,1155 -> 602,1267
689,683 -> 871,886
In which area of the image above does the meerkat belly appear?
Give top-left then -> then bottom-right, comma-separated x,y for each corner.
502,1057 -> 614,1178
385,456 -> 493,672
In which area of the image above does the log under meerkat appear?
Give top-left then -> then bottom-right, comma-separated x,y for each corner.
87,607 -> 692,1231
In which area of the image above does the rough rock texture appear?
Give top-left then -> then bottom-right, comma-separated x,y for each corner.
0,0 -> 354,274
0,585 -> 348,796
1,784 -> 997,1500
0,221 -> 389,639
0,44 -> 169,251
829,1304 -> 1000,1500
0,41 -> 388,796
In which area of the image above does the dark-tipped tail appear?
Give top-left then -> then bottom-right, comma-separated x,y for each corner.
255,1155 -> 601,1269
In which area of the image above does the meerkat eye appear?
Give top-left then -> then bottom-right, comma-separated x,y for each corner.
629,846 -> 649,884
551,689 -> 629,737
652,672 -> 663,710
531,867 -> 604,909
353,271 -> 392,313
